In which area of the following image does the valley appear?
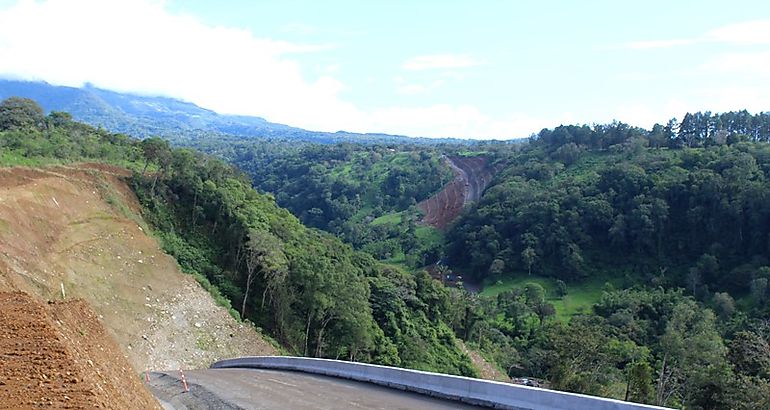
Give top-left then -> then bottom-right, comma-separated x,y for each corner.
1,92 -> 769,409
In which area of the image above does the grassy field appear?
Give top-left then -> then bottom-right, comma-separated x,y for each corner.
371,212 -> 402,225
480,274 -> 616,322
0,151 -> 59,167
415,225 -> 443,246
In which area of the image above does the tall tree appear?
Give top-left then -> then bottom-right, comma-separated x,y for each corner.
0,97 -> 45,130
241,229 -> 287,319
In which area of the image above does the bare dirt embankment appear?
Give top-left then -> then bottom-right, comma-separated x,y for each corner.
457,341 -> 509,383
0,164 -> 278,406
0,291 -> 161,409
418,156 -> 494,230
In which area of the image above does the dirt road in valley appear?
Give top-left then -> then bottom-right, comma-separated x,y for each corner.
418,156 -> 494,230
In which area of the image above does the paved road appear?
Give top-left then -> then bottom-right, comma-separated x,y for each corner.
148,368 -> 481,409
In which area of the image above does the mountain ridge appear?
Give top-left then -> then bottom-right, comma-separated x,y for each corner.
0,79 -> 471,144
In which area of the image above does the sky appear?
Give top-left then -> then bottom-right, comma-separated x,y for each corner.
0,0 -> 769,139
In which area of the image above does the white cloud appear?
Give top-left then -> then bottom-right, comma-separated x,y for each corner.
624,19 -> 770,50
0,0 -> 523,139
0,0 -> 341,125
396,84 -> 428,95
705,20 -> 770,45
281,22 -> 316,35
361,105 -> 560,140
701,51 -> 770,77
612,100 -> 691,129
624,39 -> 697,50
695,86 -> 770,114
402,54 -> 486,71
393,77 -> 446,96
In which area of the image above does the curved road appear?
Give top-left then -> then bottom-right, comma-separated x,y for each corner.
148,368 -> 480,409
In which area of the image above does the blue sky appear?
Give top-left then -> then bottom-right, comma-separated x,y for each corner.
1,0 -> 769,139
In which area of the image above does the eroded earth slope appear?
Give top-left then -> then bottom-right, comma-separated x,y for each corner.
0,291 -> 162,409
0,165 -> 278,397
418,156 -> 494,229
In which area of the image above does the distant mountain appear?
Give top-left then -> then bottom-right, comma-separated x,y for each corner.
0,79 -> 468,144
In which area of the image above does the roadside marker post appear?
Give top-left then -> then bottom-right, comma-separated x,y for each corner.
179,369 -> 189,393
145,369 -> 150,384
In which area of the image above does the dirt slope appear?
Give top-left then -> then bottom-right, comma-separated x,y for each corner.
418,156 -> 494,230
0,291 -> 162,409
457,341 -> 510,383
0,164 -> 278,376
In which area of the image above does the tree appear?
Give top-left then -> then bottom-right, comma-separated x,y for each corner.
555,279 -> 568,298
554,142 -> 581,166
241,229 -> 287,319
0,97 -> 45,130
524,282 -> 546,306
521,247 -> 537,276
141,137 -> 171,174
728,331 -> 770,378
626,360 -> 654,404
533,302 -> 556,326
695,253 -> 719,284
686,267 -> 701,296
47,111 -> 72,127
712,292 -> 735,320
488,258 -> 505,277
657,301 -> 731,407
141,137 -> 172,195
750,277 -> 768,303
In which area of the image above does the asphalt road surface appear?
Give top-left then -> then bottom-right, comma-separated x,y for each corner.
148,368 -> 481,409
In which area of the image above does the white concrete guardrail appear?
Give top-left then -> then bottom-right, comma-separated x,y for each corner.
211,356 -> 670,410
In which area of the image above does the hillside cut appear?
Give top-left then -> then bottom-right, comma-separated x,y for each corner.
418,156 -> 494,229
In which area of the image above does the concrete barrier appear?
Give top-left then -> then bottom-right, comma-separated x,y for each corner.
211,356 -> 670,410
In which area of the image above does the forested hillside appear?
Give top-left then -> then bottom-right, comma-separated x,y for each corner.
4,95 -> 770,408
0,97 -> 477,377
450,114 -> 770,293
176,109 -> 770,408
443,113 -> 770,408
170,136 -> 469,267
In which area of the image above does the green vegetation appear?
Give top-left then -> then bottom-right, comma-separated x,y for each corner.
443,114 -> 770,408
5,96 -> 770,408
173,109 -> 770,408
0,97 -> 145,168
480,276 -> 613,322
130,150 -> 475,375
0,97 -> 477,377
170,137 -> 460,268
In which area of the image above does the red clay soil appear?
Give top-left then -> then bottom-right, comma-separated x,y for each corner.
0,291 -> 161,409
418,156 -> 494,230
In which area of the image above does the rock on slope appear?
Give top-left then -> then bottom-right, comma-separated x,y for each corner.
0,164 -> 278,375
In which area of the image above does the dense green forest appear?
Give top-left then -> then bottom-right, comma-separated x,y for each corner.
3,96 -> 770,408
0,96 -> 477,377
168,135 -> 468,267
172,108 -> 770,408
443,114 -> 770,408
